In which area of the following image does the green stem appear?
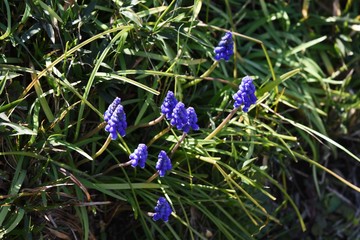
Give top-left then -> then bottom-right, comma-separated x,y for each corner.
183,61 -> 219,88
146,171 -> 159,183
136,115 -> 165,128
33,76 -> 61,132
77,134 -> 111,167
147,125 -> 171,147
119,135 -> 131,155
79,122 -> 107,141
260,43 -> 277,85
231,31 -> 276,83
301,156 -> 360,193
92,134 -> 112,160
205,108 -> 238,141
95,160 -> 133,177
170,132 -> 187,158
153,0 -> 176,32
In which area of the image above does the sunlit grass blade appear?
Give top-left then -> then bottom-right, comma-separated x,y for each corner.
19,25 -> 133,99
286,36 -> 327,56
257,68 -> 301,96
0,0 -> 11,40
95,72 -> 160,95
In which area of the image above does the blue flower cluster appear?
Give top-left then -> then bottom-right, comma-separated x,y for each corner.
127,137 -> 173,179
156,150 -> 172,177
184,107 -> 200,132
170,102 -> 188,131
161,91 -> 200,133
104,97 -> 127,140
214,31 -> 234,61
233,76 -> 257,112
161,91 -> 178,120
171,103 -> 200,133
129,143 -> 148,168
153,197 -> 172,222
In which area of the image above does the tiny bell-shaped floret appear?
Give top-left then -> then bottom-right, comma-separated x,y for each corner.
214,31 -> 233,61
233,76 -> 257,112
153,197 -> 172,222
104,97 -> 127,140
170,102 -> 188,131
104,97 -> 121,122
129,144 -> 148,168
161,91 -> 178,120
182,107 -> 200,133
156,150 -> 172,177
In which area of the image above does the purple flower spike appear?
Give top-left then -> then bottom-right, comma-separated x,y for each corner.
129,144 -> 148,168
104,97 -> 121,122
104,97 -> 127,139
182,107 -> 200,133
170,102 -> 188,131
233,76 -> 257,112
214,32 -> 233,61
156,150 -> 172,177
153,197 -> 172,222
161,91 -> 178,120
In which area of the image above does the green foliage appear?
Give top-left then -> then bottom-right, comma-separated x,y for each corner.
1,0 -> 359,239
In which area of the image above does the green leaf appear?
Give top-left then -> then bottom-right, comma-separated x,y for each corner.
19,22 -> 42,43
0,122 -> 37,136
286,36 -> 327,56
95,72 -> 160,95
191,0 -> 202,20
36,0 -> 64,23
79,179 -> 127,201
121,8 -> 142,26
0,208 -> 25,238
0,98 -> 25,114
257,68 -> 301,96
48,136 -> 93,160
92,183 -> 168,190
137,6 -> 167,18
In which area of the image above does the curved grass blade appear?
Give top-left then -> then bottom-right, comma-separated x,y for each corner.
286,36 -> 327,56
95,72 -> 159,95
74,26 -> 133,140
0,0 -> 11,40
20,25 -> 133,100
0,208 -> 25,238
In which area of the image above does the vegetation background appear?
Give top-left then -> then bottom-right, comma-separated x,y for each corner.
0,0 -> 359,239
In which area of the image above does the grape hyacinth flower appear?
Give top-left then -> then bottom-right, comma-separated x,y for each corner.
129,144 -> 148,168
161,91 -> 178,120
170,102 -> 200,133
156,150 -> 172,177
214,31 -> 233,61
170,102 -> 188,131
104,97 -> 127,140
182,107 -> 200,133
153,197 -> 172,222
233,76 -> 257,112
